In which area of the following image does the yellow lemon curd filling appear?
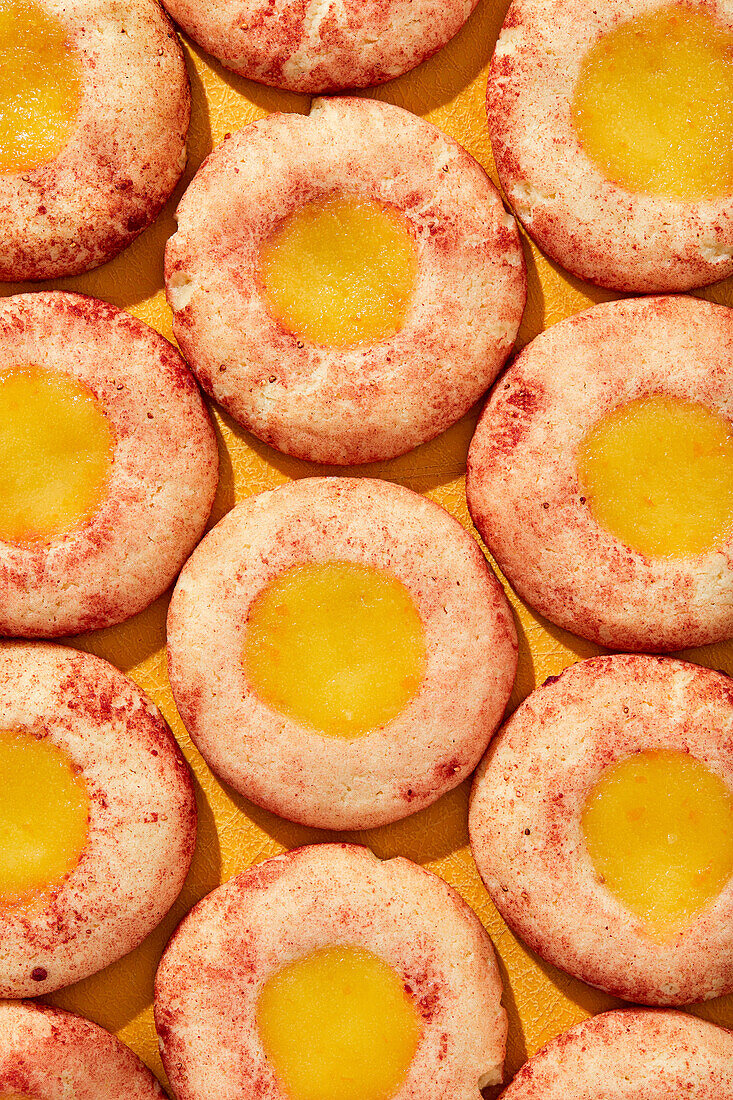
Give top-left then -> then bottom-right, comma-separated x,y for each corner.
577,395 -> 733,558
0,367 -> 114,545
571,4 -> 733,200
0,729 -> 90,906
582,749 -> 733,937
0,0 -> 82,173
258,196 -> 417,348
257,946 -> 422,1100
243,561 -> 426,739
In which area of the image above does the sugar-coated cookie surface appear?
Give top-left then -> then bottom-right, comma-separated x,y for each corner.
500,1009 -> 733,1099
466,296 -> 733,652
160,0 -> 478,92
1,0 -> 189,281
155,843 -> 507,1100
167,477 -> 517,830
166,97 -> 526,465
486,0 -> 733,292
0,641 -> 197,997
0,292 -> 218,637
0,1001 -> 166,1099
469,655 -> 733,1006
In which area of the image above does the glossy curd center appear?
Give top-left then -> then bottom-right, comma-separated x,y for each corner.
243,561 -> 426,739
577,395 -> 733,558
572,4 -> 733,200
0,0 -> 82,172
0,367 -> 114,544
582,749 -> 733,935
0,728 -> 90,905
256,945 -> 422,1100
258,196 -> 417,347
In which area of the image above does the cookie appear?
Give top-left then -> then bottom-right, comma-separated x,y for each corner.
0,291 -> 218,637
0,0 -> 189,281
159,0 -> 478,93
167,477 -> 517,830
0,1001 -> 166,1099
166,96 -> 526,465
469,654 -> 733,1006
466,295 -> 733,652
486,0 -> 733,292
0,641 -> 196,997
155,843 -> 507,1100
501,1009 -> 733,1099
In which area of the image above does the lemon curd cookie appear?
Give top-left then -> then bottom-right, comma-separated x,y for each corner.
0,1001 -> 167,1099
501,1009 -> 733,1099
0,0 -> 189,281
165,97 -> 526,465
167,477 -> 517,830
469,655 -> 733,1006
487,0 -> 733,292
159,0 -> 478,93
0,292 -> 218,637
466,296 -> 733,652
155,844 -> 507,1100
0,641 -> 196,998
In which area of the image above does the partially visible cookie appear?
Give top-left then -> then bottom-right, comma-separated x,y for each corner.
500,1009 -> 733,1099
166,97 -> 526,465
0,292 -> 218,637
0,1001 -> 166,1099
0,0 -> 189,280
155,844 -> 507,1100
0,641 -> 196,998
160,0 -> 478,93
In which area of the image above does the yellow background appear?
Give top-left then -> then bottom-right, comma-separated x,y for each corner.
3,0 -> 733,1092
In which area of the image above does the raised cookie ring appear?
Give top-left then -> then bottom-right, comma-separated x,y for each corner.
1,0 -> 189,281
487,0 -> 733,292
155,844 -> 507,1100
166,97 -> 526,465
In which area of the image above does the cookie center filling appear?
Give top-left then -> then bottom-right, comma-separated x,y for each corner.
0,0 -> 82,173
582,748 -> 733,936
258,196 -> 417,348
243,561 -> 426,739
577,395 -> 733,558
256,945 -> 422,1100
0,729 -> 90,906
0,367 -> 114,545
571,4 -> 733,200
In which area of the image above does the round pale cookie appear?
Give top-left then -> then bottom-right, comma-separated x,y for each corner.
167,476 -> 517,830
486,0 -> 733,292
501,1009 -> 733,1100
1,0 -> 189,281
159,0 -> 478,92
466,296 -> 733,652
165,97 -> 526,465
0,292 -> 218,637
0,1001 -> 166,1099
0,641 -> 197,997
469,654 -> 733,1006
155,843 -> 507,1100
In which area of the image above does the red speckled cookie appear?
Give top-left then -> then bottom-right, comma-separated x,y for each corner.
155,844 -> 507,1100
469,655 -> 733,1006
0,641 -> 197,998
486,0 -> 733,292
1,0 -> 189,281
160,0 -> 478,93
0,1001 -> 166,1099
0,291 -> 218,638
466,295 -> 733,652
500,1009 -> 733,1099
166,97 -> 526,465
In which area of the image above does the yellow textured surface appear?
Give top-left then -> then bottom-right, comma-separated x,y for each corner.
3,1 -> 733,1092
